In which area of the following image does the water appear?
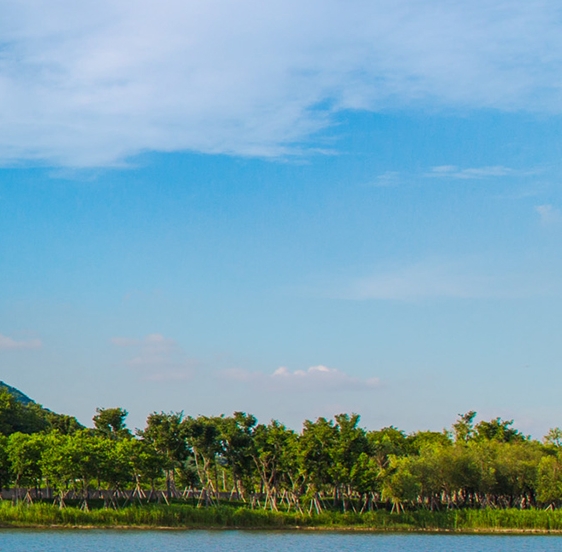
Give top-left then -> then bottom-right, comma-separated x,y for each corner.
0,531 -> 560,552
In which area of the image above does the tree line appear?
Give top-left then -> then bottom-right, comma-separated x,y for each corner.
2,387 -> 562,512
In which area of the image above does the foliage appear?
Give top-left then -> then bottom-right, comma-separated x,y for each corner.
0,404 -> 561,521
93,407 -> 131,440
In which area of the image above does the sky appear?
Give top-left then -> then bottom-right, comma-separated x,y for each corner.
1,1 -> 562,437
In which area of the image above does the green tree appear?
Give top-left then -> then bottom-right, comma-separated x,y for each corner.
452,411 -> 477,443
139,412 -> 187,499
93,407 -> 131,440
330,413 -> 368,511
544,427 -> 562,448
40,432 -> 70,507
367,426 -> 409,470
475,417 -> 527,443
219,412 -> 257,499
126,438 -> 165,501
62,430 -> 105,510
7,432 -> 44,502
352,451 -> 380,511
381,455 -> 421,513
299,417 -> 337,512
0,389 -> 48,436
0,435 -> 12,490
183,415 -> 222,505
537,454 -> 562,506
45,412 -> 84,434
252,419 -> 298,510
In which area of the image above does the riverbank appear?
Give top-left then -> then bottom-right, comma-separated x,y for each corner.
1,503 -> 562,533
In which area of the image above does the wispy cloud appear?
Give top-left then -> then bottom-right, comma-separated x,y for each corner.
0,334 -> 41,351
223,365 -> 379,392
535,204 -> 562,225
370,171 -> 400,187
111,333 -> 197,381
349,261 -> 484,300
1,1 -> 562,166
372,165 -> 539,188
337,258 -> 555,301
427,165 -> 518,179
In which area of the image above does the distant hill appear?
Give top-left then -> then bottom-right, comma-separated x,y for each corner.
0,381 -> 84,435
0,381 -> 35,405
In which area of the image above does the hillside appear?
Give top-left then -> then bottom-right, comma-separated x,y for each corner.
0,381 -> 83,435
0,381 -> 34,405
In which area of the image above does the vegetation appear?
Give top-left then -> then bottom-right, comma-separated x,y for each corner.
2,384 -> 562,530
0,385 -> 84,437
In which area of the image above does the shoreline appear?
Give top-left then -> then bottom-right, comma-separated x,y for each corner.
0,523 -> 562,535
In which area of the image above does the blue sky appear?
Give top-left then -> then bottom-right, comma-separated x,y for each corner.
1,1 -> 562,436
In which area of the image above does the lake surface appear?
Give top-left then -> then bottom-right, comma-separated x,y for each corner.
0,530 -> 560,552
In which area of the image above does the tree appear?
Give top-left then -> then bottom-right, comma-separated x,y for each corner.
49,430 -> 105,510
367,427 -> 409,470
40,432 -> 71,507
475,418 -> 527,443
0,435 -> 11,490
330,413 -> 368,511
352,451 -> 380,511
7,432 -> 44,503
219,412 -> 257,499
182,415 -> 222,505
491,442 -> 541,507
139,412 -> 187,499
453,411 -> 477,443
252,419 -> 298,510
409,445 -> 447,510
381,456 -> 421,513
537,454 -> 562,506
96,438 -> 134,507
0,389 -> 48,436
126,438 -> 165,502
45,412 -> 84,434
544,428 -> 562,448
408,430 -> 452,455
299,417 -> 337,512
93,407 -> 131,440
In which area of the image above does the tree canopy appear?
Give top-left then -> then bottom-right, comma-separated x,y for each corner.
0,394 -> 559,514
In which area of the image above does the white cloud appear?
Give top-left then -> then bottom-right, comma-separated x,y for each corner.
1,1 -> 562,166
535,204 -> 562,225
0,334 -> 41,351
223,365 -> 379,392
111,333 -> 196,381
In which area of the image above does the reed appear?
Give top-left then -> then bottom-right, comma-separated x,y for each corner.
0,502 -> 306,528
1,502 -> 562,531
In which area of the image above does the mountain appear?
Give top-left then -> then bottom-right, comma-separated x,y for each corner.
0,381 -> 35,405
0,381 -> 84,435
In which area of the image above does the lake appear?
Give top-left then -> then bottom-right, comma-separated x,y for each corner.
0,530 -> 560,552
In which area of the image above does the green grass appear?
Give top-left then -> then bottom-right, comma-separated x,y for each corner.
0,502 -> 306,528
1,502 -> 562,531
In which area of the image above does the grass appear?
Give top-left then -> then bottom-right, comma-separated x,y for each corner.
1,501 -> 562,532
0,502 -> 305,528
